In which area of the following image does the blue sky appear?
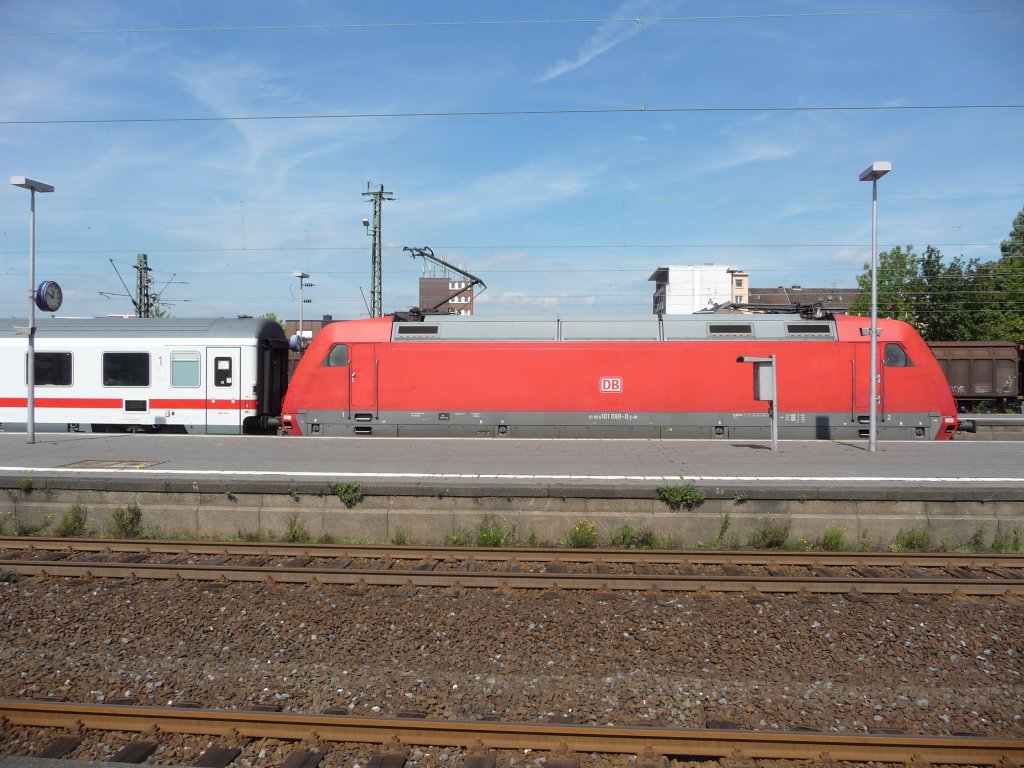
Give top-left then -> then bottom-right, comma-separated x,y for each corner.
2,1 -> 1022,321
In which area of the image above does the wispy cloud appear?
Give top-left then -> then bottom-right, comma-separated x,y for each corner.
536,0 -> 675,82
478,291 -> 598,307
401,156 -> 603,225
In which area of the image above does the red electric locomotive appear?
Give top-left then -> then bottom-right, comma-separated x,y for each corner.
281,313 -> 958,440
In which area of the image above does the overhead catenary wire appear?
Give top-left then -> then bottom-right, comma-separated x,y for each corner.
3,8 -> 1022,36
3,103 -> 1022,127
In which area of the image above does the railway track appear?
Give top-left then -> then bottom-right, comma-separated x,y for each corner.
2,699 -> 1022,766
2,536 -> 1023,595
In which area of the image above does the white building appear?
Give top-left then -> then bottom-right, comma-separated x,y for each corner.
648,264 -> 748,314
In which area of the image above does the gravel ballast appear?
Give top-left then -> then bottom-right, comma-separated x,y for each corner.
1,578 -> 1021,739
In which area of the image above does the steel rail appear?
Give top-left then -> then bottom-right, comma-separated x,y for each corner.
2,536 -> 1023,568
0,700 -> 1021,764
2,558 -> 1023,595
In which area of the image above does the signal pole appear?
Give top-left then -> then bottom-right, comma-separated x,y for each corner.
362,182 -> 394,317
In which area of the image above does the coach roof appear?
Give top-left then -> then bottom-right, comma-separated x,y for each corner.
2,316 -> 285,340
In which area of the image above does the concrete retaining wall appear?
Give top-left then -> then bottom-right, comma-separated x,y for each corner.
2,478 -> 1022,550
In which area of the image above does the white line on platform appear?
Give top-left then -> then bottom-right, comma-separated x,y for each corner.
0,466 -> 1022,483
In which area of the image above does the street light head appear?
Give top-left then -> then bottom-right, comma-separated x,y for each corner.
11,176 -> 54,193
362,218 -> 370,228
293,271 -> 310,279
859,161 -> 892,182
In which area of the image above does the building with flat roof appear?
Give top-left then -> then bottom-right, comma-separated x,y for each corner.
649,264 -> 748,314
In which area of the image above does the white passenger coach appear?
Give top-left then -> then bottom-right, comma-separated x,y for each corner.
0,317 -> 289,434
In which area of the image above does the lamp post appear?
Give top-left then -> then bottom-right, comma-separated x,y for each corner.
859,161 -> 891,453
11,176 -> 55,445
292,271 -> 312,352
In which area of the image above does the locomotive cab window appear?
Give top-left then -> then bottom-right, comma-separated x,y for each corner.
323,344 -> 349,367
103,352 -> 150,387
883,343 -> 913,367
214,357 -> 233,387
29,351 -> 72,386
171,352 -> 201,388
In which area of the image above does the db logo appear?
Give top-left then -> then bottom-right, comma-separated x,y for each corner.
600,377 -> 623,393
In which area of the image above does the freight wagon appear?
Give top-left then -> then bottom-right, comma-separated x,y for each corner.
927,341 -> 1024,412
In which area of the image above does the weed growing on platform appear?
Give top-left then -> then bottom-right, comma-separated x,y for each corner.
109,504 -> 143,539
713,514 -> 731,548
563,518 -> 598,548
475,516 -> 516,547
657,484 -> 705,510
235,527 -> 262,542
13,516 -> 48,536
748,516 -> 791,549
285,513 -> 311,543
891,526 -> 930,552
990,528 -> 1023,553
609,524 -> 659,549
444,529 -> 471,547
963,524 -> 987,551
329,482 -> 363,508
56,505 -> 88,537
17,477 -> 33,493
391,528 -> 412,545
822,525 -> 849,552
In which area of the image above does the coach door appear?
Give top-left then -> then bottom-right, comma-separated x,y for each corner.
207,347 -> 242,433
349,344 -> 377,421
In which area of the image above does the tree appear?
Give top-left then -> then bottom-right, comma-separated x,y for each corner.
848,207 -> 1024,342
984,207 -> 1024,340
259,312 -> 287,334
848,244 -> 925,329
917,247 -> 981,341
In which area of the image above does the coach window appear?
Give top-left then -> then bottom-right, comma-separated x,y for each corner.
29,351 -> 72,386
102,352 -> 150,387
323,344 -> 349,367
883,343 -> 913,367
214,356 -> 233,387
171,352 -> 201,387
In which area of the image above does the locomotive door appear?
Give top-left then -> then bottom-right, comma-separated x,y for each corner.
207,347 -> 242,433
349,344 -> 377,417
852,343 -> 885,417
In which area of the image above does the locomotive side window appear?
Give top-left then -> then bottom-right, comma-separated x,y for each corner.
29,351 -> 72,386
883,343 -> 913,368
708,323 -> 753,336
171,352 -> 201,387
214,357 -> 233,387
323,344 -> 349,367
103,352 -> 150,387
